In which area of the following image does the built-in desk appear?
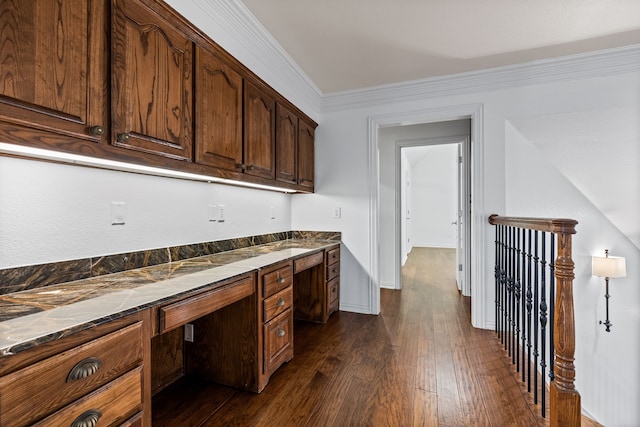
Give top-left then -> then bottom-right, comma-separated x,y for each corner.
0,237 -> 340,426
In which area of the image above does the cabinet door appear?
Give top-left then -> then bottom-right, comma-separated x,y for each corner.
297,119 -> 315,189
243,81 -> 275,179
111,0 -> 193,161
0,0 -> 107,143
195,47 -> 243,172
275,103 -> 298,185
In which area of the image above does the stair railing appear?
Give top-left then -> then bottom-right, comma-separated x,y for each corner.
488,214 -> 581,427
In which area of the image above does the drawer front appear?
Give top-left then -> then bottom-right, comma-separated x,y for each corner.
159,274 -> 255,333
263,286 -> 293,322
293,251 -> 324,273
327,277 -> 340,314
326,247 -> 340,266
263,309 -> 293,375
262,265 -> 293,298
35,367 -> 143,427
0,322 -> 143,427
326,261 -> 340,281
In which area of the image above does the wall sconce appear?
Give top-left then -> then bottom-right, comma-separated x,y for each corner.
592,249 -> 626,332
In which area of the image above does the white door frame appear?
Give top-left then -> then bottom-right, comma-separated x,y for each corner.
394,135 -> 471,296
367,103 -> 486,328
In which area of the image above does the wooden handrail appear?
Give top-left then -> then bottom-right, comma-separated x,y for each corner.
488,214 -> 581,427
488,214 -> 578,235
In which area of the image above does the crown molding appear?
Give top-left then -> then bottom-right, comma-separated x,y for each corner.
322,44 -> 640,113
185,0 -> 323,119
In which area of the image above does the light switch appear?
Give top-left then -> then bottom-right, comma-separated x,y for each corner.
217,205 -> 226,222
111,202 -> 126,225
333,207 -> 342,219
208,205 -> 217,222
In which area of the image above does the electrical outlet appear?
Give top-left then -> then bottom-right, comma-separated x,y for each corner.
111,202 -> 126,225
208,205 -> 217,222
217,205 -> 226,222
184,324 -> 194,342
332,207 -> 342,219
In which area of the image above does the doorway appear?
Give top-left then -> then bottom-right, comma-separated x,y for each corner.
398,136 -> 471,295
367,103 -> 485,328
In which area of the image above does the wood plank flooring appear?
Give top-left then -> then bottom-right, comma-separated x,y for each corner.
152,247 -> 591,426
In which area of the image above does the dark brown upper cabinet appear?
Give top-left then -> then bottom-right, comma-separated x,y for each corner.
297,119 -> 315,190
0,0 -> 108,145
194,46 -> 243,171
243,81 -> 276,180
111,0 -> 193,161
275,103 -> 298,185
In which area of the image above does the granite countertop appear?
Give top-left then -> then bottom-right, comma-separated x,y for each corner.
0,238 -> 339,357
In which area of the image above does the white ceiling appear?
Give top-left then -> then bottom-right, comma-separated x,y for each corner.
239,0 -> 640,93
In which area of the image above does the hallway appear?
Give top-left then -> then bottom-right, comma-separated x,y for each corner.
153,247 -> 553,425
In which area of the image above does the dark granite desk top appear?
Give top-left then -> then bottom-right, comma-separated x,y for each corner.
0,238 -> 339,357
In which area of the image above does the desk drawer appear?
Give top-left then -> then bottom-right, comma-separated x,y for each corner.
0,322 -> 143,427
294,251 -> 323,273
264,286 -> 293,322
36,367 -> 143,427
327,277 -> 340,314
326,261 -> 340,281
263,265 -> 293,298
263,309 -> 293,375
159,274 -> 255,333
326,247 -> 340,266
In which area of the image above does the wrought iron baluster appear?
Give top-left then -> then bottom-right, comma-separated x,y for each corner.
526,229 -> 533,393
514,227 -> 521,369
540,232 -> 548,418
533,230 -> 540,405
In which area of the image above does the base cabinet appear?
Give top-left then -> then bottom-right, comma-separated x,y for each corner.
0,312 -> 150,427
293,246 -> 340,324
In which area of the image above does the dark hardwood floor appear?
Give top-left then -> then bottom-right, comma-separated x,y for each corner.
152,247 -> 587,426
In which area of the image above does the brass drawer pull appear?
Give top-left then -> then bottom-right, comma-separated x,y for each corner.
276,277 -> 285,284
246,164 -> 255,171
276,298 -> 285,307
70,409 -> 102,427
277,329 -> 286,337
87,125 -> 104,136
116,132 -> 130,143
236,163 -> 245,170
66,357 -> 102,382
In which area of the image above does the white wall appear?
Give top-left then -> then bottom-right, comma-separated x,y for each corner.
408,144 -> 458,248
0,156 -> 291,268
505,123 -> 640,427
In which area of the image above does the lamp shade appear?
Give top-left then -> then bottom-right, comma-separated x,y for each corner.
592,256 -> 626,278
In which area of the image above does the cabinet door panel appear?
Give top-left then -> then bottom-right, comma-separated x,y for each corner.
297,119 -> 315,189
112,0 -> 193,161
243,81 -> 275,179
195,47 -> 243,171
275,103 -> 297,184
0,0 -> 106,142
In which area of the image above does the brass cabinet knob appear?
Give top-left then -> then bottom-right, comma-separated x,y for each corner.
87,125 -> 104,136
276,277 -> 285,284
236,163 -> 246,170
277,298 -> 285,307
246,165 -> 255,171
71,409 -> 102,427
116,132 -> 130,143
66,357 -> 102,382
277,329 -> 286,337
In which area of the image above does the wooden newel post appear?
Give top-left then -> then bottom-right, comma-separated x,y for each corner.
550,221 -> 581,427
